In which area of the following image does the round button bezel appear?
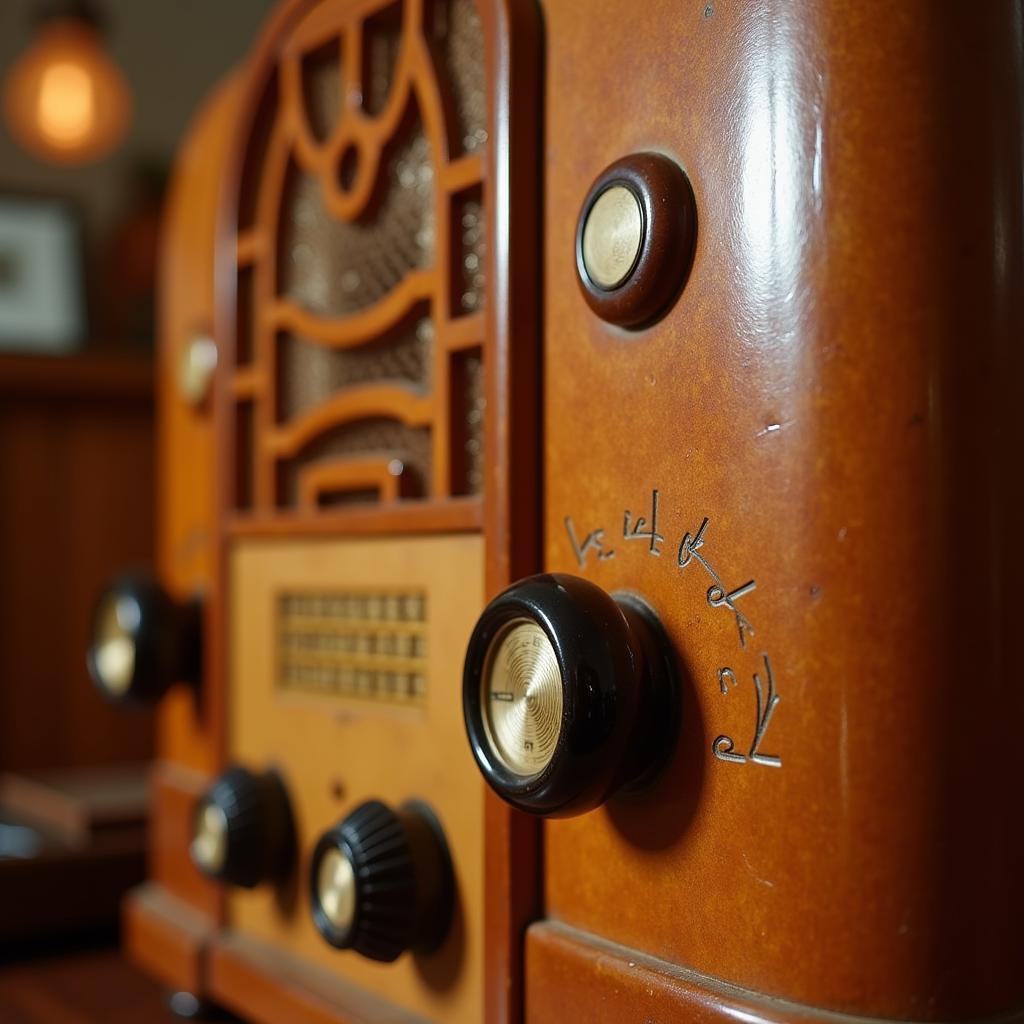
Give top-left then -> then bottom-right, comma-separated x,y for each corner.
574,152 -> 696,329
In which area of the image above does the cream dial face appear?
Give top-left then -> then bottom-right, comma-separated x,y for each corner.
317,846 -> 357,932
481,619 -> 563,777
93,593 -> 138,696
191,800 -> 228,875
581,184 -> 644,290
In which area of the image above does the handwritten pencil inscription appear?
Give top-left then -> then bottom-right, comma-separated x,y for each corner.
564,489 -> 783,768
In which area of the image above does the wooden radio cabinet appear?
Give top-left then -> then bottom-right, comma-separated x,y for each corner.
88,1 -> 1024,1021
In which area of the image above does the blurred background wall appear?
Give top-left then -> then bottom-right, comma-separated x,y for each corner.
0,0 -> 276,285
0,0 -> 273,774
0,0 -> 281,962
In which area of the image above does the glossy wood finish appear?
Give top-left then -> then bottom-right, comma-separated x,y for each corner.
225,498 -> 482,539
539,1 -> 1024,1020
129,3 -> 539,1018
526,922 -> 892,1024
0,353 -> 155,774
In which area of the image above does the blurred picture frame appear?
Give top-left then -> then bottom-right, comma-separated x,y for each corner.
0,195 -> 86,354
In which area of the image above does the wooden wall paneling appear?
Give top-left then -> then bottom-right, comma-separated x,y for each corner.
0,355 -> 155,774
536,1 -> 1024,1021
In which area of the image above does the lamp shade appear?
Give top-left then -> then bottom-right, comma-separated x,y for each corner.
4,16 -> 132,165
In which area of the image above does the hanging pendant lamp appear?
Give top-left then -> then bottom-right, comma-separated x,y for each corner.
4,1 -> 132,165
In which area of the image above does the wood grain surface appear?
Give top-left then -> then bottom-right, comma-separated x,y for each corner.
0,353 -> 155,774
538,0 -> 1024,1020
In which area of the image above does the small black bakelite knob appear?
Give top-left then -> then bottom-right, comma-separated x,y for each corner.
462,573 -> 678,817
86,571 -> 201,706
310,800 -> 453,962
190,766 -> 294,889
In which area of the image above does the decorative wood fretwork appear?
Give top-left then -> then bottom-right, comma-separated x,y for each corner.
226,0 -> 488,522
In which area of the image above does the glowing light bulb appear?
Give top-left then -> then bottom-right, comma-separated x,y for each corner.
36,61 -> 96,146
4,17 -> 131,165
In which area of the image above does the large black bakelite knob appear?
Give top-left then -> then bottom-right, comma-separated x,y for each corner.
310,800 -> 453,962
462,573 -> 678,817
190,766 -> 294,889
86,571 -> 200,706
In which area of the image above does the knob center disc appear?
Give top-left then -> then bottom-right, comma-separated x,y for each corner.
317,846 -> 357,933
93,593 -> 139,696
191,800 -> 229,875
481,620 -> 563,777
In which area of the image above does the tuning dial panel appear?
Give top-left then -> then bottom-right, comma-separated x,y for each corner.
87,572 -> 201,705
310,799 -> 453,963
463,573 -> 678,817
190,766 -> 295,889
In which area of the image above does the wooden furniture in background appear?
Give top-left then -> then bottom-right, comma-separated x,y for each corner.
0,765 -> 148,946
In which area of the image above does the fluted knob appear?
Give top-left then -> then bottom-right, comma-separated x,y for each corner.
309,800 -> 453,962
190,766 -> 294,889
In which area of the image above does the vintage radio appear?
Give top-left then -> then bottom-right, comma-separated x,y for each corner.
87,1 -> 1024,1021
